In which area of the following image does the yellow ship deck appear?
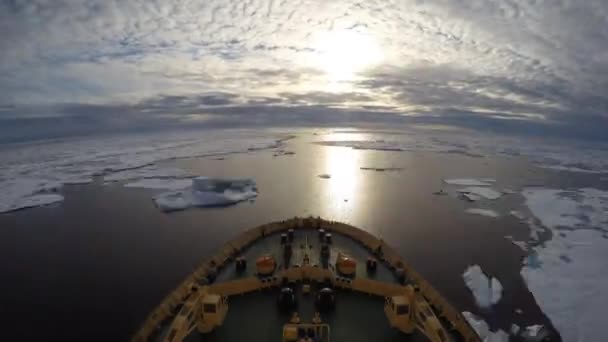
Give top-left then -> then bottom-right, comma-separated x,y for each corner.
133,218 -> 481,342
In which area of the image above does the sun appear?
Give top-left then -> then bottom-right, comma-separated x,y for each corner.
312,28 -> 383,82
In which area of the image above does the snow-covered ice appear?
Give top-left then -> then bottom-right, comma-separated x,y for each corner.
154,177 -> 258,212
444,178 -> 496,186
458,187 -> 502,200
462,311 -> 509,342
0,130 -> 284,213
1,178 -> 64,213
521,187 -> 608,342
463,265 -> 503,308
4,194 -> 64,212
465,208 -> 500,218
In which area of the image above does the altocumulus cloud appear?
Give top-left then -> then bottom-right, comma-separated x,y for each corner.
1,0 -> 608,141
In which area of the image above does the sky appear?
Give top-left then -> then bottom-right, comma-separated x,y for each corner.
1,0 -> 608,142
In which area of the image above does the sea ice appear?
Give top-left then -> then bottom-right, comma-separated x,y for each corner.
462,312 -> 509,342
1,178 -> 64,213
537,165 -> 608,174
444,178 -> 496,186
509,210 -> 526,220
504,236 -> 527,251
320,127 -> 608,173
124,178 -> 193,190
318,140 -> 404,151
463,265 -> 503,308
458,187 -> 502,200
360,167 -> 403,172
521,325 -> 545,338
104,166 -> 190,183
273,150 -> 296,157
154,177 -> 258,212
462,311 -> 490,338
5,194 -> 64,212
465,208 -> 500,218
521,187 -> 608,342
462,193 -> 482,202
0,130 -> 284,213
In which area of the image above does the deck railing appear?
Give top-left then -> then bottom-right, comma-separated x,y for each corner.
132,217 -> 480,342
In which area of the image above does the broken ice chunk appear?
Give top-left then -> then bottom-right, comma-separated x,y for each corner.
509,210 -> 526,220
463,265 -> 503,308
462,193 -> 483,202
504,235 -> 528,251
1,178 -> 64,213
458,187 -> 502,200
5,194 -> 64,212
465,208 -> 499,218
462,311 -> 509,341
444,178 -> 496,186
154,177 -> 258,212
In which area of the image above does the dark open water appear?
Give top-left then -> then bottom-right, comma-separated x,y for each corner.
1,131 -> 603,341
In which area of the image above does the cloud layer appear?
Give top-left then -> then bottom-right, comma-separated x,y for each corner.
1,0 -> 607,140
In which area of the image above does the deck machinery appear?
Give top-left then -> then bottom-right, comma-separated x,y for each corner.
133,217 -> 481,342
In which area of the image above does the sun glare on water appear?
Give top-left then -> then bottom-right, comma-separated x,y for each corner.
313,29 -> 383,83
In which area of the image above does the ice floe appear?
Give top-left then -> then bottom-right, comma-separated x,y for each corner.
458,187 -> 502,200
0,130 -> 284,213
504,235 -> 527,251
464,311 -> 548,341
462,311 -> 509,342
154,177 -> 258,212
465,208 -> 500,218
463,265 -> 503,308
537,165 -> 608,174
4,194 -> 64,212
461,193 -> 483,202
443,178 -> 496,186
0,178 -> 64,213
521,187 -> 608,342
509,210 -> 526,220
521,325 -> 548,340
